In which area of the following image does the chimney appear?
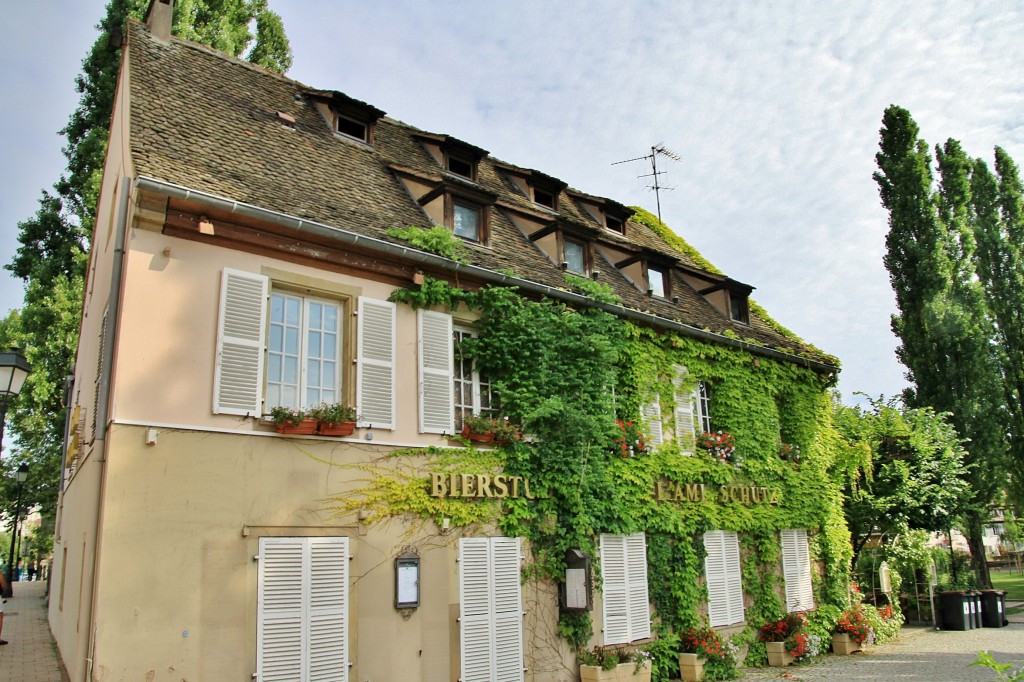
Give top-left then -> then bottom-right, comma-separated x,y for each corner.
146,0 -> 174,43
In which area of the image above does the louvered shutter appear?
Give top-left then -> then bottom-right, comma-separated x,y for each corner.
257,537 -> 348,682
600,534 -> 630,644
704,531 -> 744,627
625,533 -> 651,640
459,537 -> 524,682
781,529 -> 815,612
357,298 -> 396,429
418,310 -> 454,434
214,269 -> 268,415
643,395 -> 663,445
673,366 -> 696,455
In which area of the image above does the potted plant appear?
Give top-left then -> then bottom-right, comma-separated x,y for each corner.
697,431 -> 741,467
778,441 -> 801,463
759,612 -> 807,667
613,420 -> 649,457
678,626 -> 736,681
461,413 -> 501,442
577,645 -> 651,682
268,406 -> 317,435
309,402 -> 359,436
833,607 -> 873,654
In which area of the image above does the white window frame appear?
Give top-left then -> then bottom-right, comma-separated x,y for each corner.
599,532 -> 651,644
704,530 -> 744,627
695,381 -> 712,434
453,326 -> 493,430
781,529 -> 815,612
256,536 -> 349,682
265,290 -> 342,411
459,537 -> 524,682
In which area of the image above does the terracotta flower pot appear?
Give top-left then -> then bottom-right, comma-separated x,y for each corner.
766,641 -> 794,667
275,418 -> 318,435
461,425 -> 495,442
317,420 -> 356,436
831,632 -> 862,655
678,652 -> 704,681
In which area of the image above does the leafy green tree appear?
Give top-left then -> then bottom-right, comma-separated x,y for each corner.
875,106 -> 1007,587
2,0 -> 290,535
833,397 -> 970,564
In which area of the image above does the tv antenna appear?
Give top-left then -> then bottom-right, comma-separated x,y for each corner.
612,144 -> 681,223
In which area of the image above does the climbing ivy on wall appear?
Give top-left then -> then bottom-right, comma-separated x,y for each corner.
336,275 -> 852,662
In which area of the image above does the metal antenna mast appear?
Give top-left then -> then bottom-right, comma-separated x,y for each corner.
612,145 -> 681,223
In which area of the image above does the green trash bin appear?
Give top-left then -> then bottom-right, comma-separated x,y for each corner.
980,590 -> 1008,628
939,591 -> 972,630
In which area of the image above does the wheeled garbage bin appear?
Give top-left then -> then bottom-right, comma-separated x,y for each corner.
970,591 -> 983,629
980,589 -> 1008,628
939,591 -> 972,630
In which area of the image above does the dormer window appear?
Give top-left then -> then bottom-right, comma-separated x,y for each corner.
563,239 -> 586,274
447,153 -> 475,180
729,292 -> 750,324
605,214 -> 624,234
335,114 -> 368,142
451,198 -> 484,242
533,187 -> 556,210
648,266 -> 668,298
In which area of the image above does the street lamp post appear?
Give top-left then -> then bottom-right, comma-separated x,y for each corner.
4,464 -> 28,598
0,349 -> 31,456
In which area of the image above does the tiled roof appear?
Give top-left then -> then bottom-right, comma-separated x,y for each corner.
125,20 -> 835,368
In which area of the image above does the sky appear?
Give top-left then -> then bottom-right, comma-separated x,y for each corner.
3,1 -> 1024,404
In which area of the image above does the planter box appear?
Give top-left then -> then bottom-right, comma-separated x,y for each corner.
275,418 -> 318,435
678,652 -> 704,681
461,425 -> 495,442
579,661 -> 651,682
831,632 -> 862,655
317,420 -> 356,436
766,641 -> 794,667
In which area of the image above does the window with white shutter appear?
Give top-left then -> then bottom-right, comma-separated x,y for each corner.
257,536 -> 348,682
214,269 -> 269,415
695,381 -> 712,434
459,537 -> 524,682
600,533 -> 651,644
265,291 -> 342,411
673,366 -> 696,455
453,326 -> 494,430
357,297 -> 396,429
781,529 -> 815,612
642,396 -> 663,445
418,310 -> 454,433
703,530 -> 744,627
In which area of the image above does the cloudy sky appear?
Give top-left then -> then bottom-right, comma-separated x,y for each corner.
4,1 -> 1024,403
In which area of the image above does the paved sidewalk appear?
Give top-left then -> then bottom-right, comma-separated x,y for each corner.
742,622 -> 1024,681
0,581 -> 65,682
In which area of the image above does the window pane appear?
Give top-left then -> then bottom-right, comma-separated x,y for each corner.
285,297 -> 300,325
453,202 -> 480,240
267,354 -> 282,382
564,240 -> 585,274
324,304 -> 338,332
309,331 -> 322,358
284,356 -> 298,384
649,268 -> 666,298
285,327 -> 300,354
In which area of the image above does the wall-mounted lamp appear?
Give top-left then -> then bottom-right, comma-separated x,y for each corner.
395,553 -> 420,609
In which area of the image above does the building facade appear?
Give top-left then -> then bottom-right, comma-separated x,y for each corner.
49,4 -> 846,681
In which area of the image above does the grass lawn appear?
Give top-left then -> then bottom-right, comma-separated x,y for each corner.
990,569 -> 1024,600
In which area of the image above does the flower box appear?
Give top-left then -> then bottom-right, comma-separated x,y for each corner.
831,632 -> 861,655
766,641 -> 794,667
275,418 -> 318,435
579,661 -> 651,682
317,420 -> 356,436
461,424 -> 495,442
678,652 -> 704,681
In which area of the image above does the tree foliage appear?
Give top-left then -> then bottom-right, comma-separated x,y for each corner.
2,0 -> 291,540
832,396 -> 970,562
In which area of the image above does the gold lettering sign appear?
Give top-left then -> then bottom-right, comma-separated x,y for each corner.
654,478 -> 780,505
428,472 -> 543,499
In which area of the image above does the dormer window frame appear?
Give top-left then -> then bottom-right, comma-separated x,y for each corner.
647,263 -> 671,299
447,194 -> 489,245
532,186 -> 557,210
604,213 -> 625,234
304,88 -> 385,146
334,113 -> 369,143
445,150 -> 477,181
728,290 -> 750,325
559,234 -> 590,275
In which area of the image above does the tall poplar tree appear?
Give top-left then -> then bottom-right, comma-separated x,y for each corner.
1,0 -> 291,538
875,106 -> 1007,587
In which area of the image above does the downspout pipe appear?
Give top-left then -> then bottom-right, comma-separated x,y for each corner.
134,176 -> 839,376
85,175 -> 132,682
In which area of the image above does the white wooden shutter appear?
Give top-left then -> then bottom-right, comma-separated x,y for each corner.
600,534 -> 630,644
673,366 -> 696,455
418,310 -> 455,434
781,529 -> 815,612
704,530 -> 744,627
357,297 -> 396,429
459,537 -> 524,682
214,269 -> 268,415
257,537 -> 348,682
625,533 -> 651,640
643,395 -> 663,445
600,533 -> 650,644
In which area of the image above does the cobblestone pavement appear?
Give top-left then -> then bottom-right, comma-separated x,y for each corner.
741,619 -> 1024,681
0,580 -> 66,682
